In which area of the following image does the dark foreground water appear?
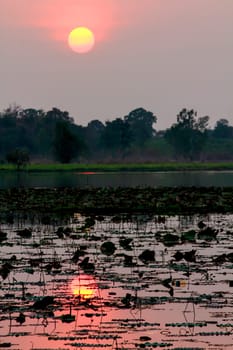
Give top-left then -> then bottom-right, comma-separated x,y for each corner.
2,170 -> 233,188
1,212 -> 233,349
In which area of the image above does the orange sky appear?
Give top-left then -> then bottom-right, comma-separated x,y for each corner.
1,0 -> 233,129
1,0 -> 152,42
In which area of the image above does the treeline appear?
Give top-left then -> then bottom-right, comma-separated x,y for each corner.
1,104 -> 233,164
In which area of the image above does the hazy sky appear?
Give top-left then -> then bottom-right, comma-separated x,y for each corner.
1,0 -> 233,129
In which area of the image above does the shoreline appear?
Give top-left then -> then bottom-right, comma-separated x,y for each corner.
2,162 -> 233,172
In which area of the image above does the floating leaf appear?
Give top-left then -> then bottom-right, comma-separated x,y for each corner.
16,228 -> 32,238
33,296 -> 54,309
181,229 -> 196,243
138,250 -> 155,264
119,238 -> 133,250
0,230 -> 7,242
163,233 -> 179,247
198,227 -> 218,241
100,241 -> 116,256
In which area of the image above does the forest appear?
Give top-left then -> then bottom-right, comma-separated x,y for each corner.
1,104 -> 233,164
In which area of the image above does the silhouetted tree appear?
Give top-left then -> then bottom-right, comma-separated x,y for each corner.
165,109 -> 209,160
101,118 -> 131,156
40,108 -> 79,158
3,104 -> 22,119
124,108 -> 157,146
6,148 -> 30,170
53,121 -> 81,163
85,120 -> 105,155
1,104 -> 233,162
46,108 -> 73,123
213,119 -> 233,139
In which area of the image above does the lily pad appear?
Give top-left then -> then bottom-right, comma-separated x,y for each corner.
100,241 -> 116,256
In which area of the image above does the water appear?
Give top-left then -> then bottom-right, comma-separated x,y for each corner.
1,170 -> 233,188
1,212 -> 233,349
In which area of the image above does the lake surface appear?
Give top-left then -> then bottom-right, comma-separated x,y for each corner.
2,170 -> 233,188
1,212 -> 233,349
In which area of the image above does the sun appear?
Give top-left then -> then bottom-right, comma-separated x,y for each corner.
68,27 -> 95,54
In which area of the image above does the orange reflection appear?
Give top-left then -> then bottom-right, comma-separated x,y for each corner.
81,172 -> 96,175
172,279 -> 187,288
71,274 -> 97,300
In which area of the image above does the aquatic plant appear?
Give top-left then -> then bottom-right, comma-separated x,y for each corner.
138,250 -> 155,264
32,296 -> 55,309
0,230 -> 7,242
162,233 -> 180,247
100,241 -> 116,256
16,228 -> 32,238
197,226 -> 218,241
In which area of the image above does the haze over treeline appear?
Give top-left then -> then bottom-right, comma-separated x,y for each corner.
1,105 -> 233,164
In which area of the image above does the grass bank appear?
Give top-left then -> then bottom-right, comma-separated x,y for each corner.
2,162 -> 233,172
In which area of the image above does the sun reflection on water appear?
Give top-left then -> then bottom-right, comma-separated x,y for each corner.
70,274 -> 97,300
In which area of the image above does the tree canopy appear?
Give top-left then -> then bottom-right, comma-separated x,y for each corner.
165,109 -> 209,160
0,104 -> 232,162
124,108 -> 157,146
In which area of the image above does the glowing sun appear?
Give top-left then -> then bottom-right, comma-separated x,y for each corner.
68,27 -> 95,54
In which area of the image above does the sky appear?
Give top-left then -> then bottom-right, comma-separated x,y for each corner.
1,0 -> 233,130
